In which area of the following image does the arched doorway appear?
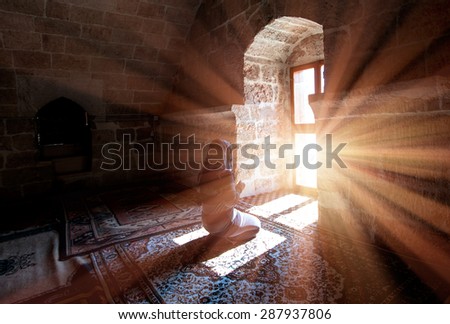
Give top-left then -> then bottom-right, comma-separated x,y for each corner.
240,16 -> 324,195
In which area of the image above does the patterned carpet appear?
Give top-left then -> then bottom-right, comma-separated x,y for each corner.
100,187 -> 184,225
90,214 -> 441,303
1,187 -> 444,304
61,185 -> 202,258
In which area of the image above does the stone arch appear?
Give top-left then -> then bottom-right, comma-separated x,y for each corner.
244,17 -> 323,106
236,17 -> 324,195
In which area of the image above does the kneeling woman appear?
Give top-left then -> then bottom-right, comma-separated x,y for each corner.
197,139 -> 260,243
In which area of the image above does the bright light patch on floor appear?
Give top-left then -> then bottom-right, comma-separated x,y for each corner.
172,227 -> 210,245
248,194 -> 311,217
202,229 -> 285,276
274,200 -> 319,231
172,227 -> 286,277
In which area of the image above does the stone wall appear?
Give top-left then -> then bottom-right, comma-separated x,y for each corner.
157,106 -> 236,187
0,112 -> 159,200
0,0 -> 200,199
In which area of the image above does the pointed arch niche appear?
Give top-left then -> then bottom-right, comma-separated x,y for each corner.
236,17 -> 324,196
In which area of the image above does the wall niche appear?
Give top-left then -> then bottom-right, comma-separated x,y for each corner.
35,97 -> 92,175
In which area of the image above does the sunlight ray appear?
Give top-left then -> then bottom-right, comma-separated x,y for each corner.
345,176 -> 450,286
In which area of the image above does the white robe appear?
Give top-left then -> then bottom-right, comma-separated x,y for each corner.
198,168 -> 260,241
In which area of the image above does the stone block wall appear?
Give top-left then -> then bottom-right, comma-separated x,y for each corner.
232,103 -> 289,195
158,106 -> 236,187
0,0 -> 201,119
0,113 -> 159,200
0,0 -> 201,199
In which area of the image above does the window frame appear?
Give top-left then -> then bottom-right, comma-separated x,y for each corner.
290,60 -> 324,133
290,60 -> 324,196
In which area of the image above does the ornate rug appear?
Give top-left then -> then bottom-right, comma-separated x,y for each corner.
61,186 -> 202,259
0,231 -> 109,304
100,186 -> 183,225
90,215 -> 441,303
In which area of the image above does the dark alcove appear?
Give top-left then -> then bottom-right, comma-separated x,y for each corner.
35,97 -> 92,174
